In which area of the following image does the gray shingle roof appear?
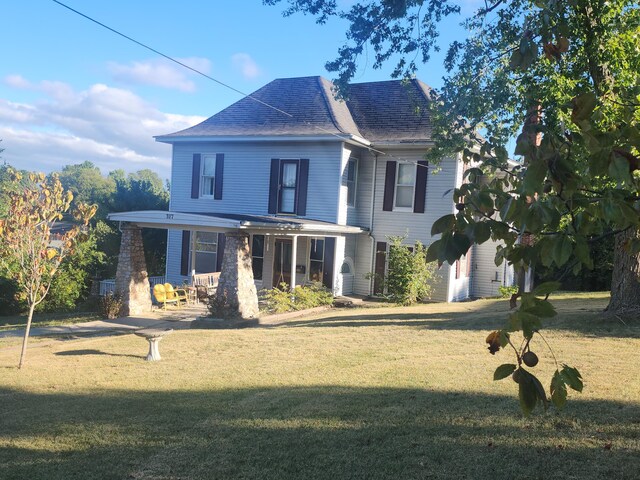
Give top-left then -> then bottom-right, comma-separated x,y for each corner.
160,76 -> 361,138
346,79 -> 432,143
157,76 -> 433,143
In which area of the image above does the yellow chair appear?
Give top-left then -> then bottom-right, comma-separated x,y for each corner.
164,283 -> 188,306
153,284 -> 181,310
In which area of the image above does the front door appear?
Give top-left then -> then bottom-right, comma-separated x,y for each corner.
273,239 -> 292,289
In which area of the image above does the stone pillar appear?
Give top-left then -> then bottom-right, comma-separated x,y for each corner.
216,232 -> 259,319
115,224 -> 152,316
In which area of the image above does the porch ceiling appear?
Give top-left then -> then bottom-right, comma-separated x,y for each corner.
107,210 -> 367,235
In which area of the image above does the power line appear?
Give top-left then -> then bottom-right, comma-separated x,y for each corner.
51,0 -> 435,169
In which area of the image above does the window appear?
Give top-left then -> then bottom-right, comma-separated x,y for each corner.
193,231 -> 218,274
346,158 -> 357,207
201,155 -> 216,196
395,163 -> 416,209
279,160 -> 298,214
309,238 -> 325,282
251,234 -> 265,281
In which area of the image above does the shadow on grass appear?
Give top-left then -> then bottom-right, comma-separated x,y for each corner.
54,349 -> 143,359
0,385 -> 638,480
270,296 -> 639,339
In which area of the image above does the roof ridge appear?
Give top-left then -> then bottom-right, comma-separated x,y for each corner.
317,76 -> 360,136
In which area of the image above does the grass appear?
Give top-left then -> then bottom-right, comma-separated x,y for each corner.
0,311 -> 100,329
0,292 -> 638,479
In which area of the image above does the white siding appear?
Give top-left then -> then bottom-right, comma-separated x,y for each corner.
369,149 -> 459,302
170,141 -> 343,223
471,239 -> 516,298
353,234 -> 373,296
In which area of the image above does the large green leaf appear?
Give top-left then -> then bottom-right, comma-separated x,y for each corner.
530,373 -> 549,411
494,363 -> 517,381
518,370 -> 538,416
561,365 -> 584,392
571,92 -> 597,124
431,214 -> 456,236
473,221 -> 492,244
552,235 -> 573,267
550,370 -> 568,409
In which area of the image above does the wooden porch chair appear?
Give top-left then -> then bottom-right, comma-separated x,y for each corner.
191,272 -> 221,297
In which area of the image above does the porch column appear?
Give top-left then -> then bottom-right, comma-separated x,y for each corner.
290,235 -> 298,291
115,224 -> 151,316
216,232 -> 259,319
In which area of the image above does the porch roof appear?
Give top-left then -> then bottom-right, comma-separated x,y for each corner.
107,210 -> 367,235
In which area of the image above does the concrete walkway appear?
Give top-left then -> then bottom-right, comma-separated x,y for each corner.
0,304 -> 206,339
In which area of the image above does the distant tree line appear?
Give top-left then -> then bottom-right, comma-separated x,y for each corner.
0,161 -> 169,315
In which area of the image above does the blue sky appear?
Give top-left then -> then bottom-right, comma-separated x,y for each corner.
0,0 -> 482,178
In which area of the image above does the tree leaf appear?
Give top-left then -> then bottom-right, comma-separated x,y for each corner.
571,92 -> 597,124
550,370 -> 568,409
561,365 -> 584,392
519,370 -> 538,416
494,363 -> 517,380
530,373 -> 549,411
473,221 -> 492,244
431,214 -> 456,236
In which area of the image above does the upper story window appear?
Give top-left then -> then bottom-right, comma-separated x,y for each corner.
201,155 -> 216,197
191,153 -> 224,200
346,158 -> 357,207
268,158 -> 309,216
279,160 -> 298,214
394,163 -> 416,210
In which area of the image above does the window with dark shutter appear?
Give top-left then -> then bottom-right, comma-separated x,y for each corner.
191,155 -> 201,199
268,158 -> 309,216
214,153 -> 224,200
414,161 -> 428,213
383,161 -> 396,211
181,231 -> 191,276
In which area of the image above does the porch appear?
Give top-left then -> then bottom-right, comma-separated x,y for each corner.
107,210 -> 366,318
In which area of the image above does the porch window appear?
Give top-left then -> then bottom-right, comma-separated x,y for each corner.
346,158 -> 357,207
279,160 -> 298,214
394,163 -> 416,209
201,155 -> 216,197
193,231 -> 218,273
309,238 -> 324,282
251,234 -> 265,281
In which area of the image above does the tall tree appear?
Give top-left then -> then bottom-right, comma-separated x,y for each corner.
0,170 -> 96,368
267,0 -> 639,412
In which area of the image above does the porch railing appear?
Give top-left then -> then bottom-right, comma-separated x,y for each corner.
99,276 -> 166,296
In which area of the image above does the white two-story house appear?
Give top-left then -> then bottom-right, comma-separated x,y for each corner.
110,76 -> 513,304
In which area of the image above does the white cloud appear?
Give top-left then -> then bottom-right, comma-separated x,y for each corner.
107,57 -> 212,92
231,53 -> 261,80
0,78 -> 205,177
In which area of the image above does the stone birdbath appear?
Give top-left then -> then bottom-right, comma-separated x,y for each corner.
134,328 -> 173,361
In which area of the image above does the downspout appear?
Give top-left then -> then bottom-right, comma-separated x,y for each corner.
368,152 -> 379,296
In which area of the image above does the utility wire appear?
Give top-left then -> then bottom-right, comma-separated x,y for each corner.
52,0 -> 438,169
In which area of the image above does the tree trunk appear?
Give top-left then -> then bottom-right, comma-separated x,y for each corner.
606,228 -> 640,313
18,303 -> 35,369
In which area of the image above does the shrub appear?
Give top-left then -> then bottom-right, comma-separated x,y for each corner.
207,289 -> 241,319
385,236 -> 438,305
498,285 -> 519,298
261,282 -> 334,314
99,292 -> 122,319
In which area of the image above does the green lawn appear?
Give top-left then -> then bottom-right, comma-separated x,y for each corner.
0,311 -> 100,329
0,292 -> 638,479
